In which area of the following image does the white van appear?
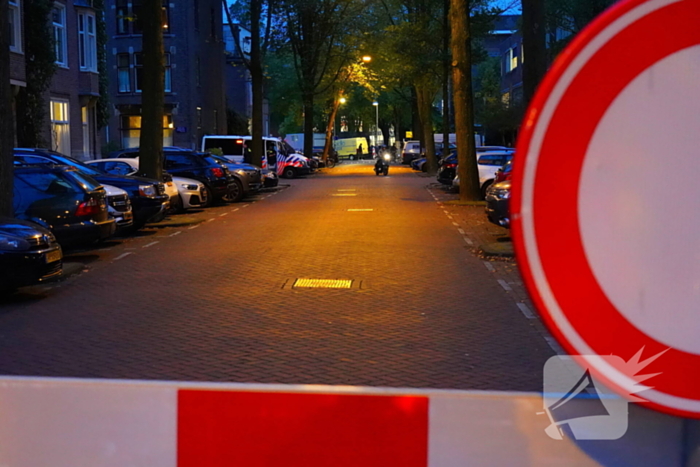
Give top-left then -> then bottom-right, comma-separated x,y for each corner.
201,135 -> 311,178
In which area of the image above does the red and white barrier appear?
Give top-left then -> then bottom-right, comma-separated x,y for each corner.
0,377 -> 682,466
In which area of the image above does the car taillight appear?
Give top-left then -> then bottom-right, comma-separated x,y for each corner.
446,163 -> 457,169
75,198 -> 101,217
210,167 -> 225,178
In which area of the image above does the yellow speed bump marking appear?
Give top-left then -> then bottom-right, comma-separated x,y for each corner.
293,279 -> 353,289
337,189 -> 356,191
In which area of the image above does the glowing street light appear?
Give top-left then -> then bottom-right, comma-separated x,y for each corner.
362,55 -> 372,63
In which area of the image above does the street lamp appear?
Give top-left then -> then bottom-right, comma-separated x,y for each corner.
334,97 -> 347,141
372,101 -> 379,157
362,55 -> 372,63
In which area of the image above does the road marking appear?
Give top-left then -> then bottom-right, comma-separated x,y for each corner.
113,252 -> 133,261
497,279 -> 512,291
545,336 -> 566,355
483,261 -> 495,272
219,213 -> 228,217
347,209 -> 374,212
463,237 -> 474,245
457,228 -> 465,235
331,194 -> 357,197
337,189 -> 356,192
188,225 -> 200,230
517,303 -> 536,319
207,218 -> 216,222
242,204 -> 250,208
169,231 -> 182,237
443,210 -> 450,215
232,208 -> 240,212
142,241 -> 159,248
452,222 -> 459,226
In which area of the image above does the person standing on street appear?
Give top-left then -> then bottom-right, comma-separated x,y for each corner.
357,143 -> 363,159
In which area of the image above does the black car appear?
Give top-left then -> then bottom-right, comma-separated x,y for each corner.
109,148 -> 241,203
437,154 -> 458,185
14,149 -> 169,229
208,154 -> 263,195
13,165 -> 116,246
0,217 -> 63,293
485,180 -> 511,228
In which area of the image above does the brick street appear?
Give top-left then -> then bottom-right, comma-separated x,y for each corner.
0,162 -> 554,391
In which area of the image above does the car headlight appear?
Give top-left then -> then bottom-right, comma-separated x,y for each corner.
383,154 -> 391,161
138,185 -> 157,197
492,189 -> 511,200
235,169 -> 247,176
181,183 -> 199,191
0,234 -> 29,251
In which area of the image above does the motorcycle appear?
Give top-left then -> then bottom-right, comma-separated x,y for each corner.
374,151 -> 391,176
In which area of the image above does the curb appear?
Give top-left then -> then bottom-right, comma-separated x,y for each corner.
146,216 -> 205,228
479,242 -> 514,257
443,200 -> 486,206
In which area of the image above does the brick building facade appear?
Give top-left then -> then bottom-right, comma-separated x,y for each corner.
104,0 -> 227,150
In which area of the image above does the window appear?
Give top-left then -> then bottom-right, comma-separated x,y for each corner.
78,13 -> 97,71
115,0 -> 169,35
50,100 -> 70,156
134,53 -> 143,92
164,53 -> 171,92
122,53 -> 171,93
52,4 -> 67,66
82,106 -> 92,157
9,0 -> 21,53
117,54 -> 131,92
121,115 -> 173,148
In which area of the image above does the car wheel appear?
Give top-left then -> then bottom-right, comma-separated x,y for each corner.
421,164 -> 427,172
480,180 -> 493,199
176,194 -> 187,213
202,185 -> 214,207
223,178 -> 244,203
283,167 -> 296,179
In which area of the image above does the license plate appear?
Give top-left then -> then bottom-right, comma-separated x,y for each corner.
45,249 -> 62,264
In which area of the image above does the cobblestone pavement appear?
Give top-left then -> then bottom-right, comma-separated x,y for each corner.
0,162 -> 554,391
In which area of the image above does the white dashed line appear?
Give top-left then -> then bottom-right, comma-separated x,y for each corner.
188,225 -> 200,230
207,218 -> 216,222
463,237 -> 474,245
242,204 -> 250,207
497,279 -> 512,291
452,222 -> 459,226
142,241 -> 159,248
483,261 -> 495,272
113,252 -> 133,261
219,212 -> 228,217
232,208 -> 240,212
169,231 -> 182,237
545,336 -> 566,355
517,303 -> 536,319
457,228 -> 465,235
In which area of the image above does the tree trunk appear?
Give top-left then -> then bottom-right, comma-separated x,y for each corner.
322,96 -> 341,163
139,0 -> 164,181
416,84 -> 437,175
302,90 -> 314,158
522,0 -> 547,108
451,0 -> 479,201
442,0 -> 451,156
249,0 -> 263,167
0,0 -> 14,216
410,87 -> 422,146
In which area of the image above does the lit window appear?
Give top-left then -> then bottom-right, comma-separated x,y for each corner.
52,4 -> 67,66
9,0 -> 21,53
50,100 -> 70,156
78,13 -> 97,72
82,106 -> 91,157
506,47 -> 518,72
164,53 -> 172,92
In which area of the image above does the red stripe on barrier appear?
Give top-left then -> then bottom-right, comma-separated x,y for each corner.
177,390 -> 429,467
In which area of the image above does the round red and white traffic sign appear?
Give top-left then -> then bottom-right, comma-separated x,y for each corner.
511,0 -> 700,418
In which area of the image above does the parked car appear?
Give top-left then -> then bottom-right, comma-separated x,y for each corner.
494,159 -> 513,184
0,217 -> 63,293
85,158 -> 209,211
207,154 -> 263,194
261,169 -> 279,188
14,149 -> 169,228
477,146 -> 515,153
13,164 -> 116,247
102,185 -> 134,232
401,141 -> 422,164
441,151 -> 513,197
161,150 -> 242,203
485,180 -> 511,228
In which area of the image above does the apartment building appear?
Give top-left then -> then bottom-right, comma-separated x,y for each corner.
104,0 -> 227,149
